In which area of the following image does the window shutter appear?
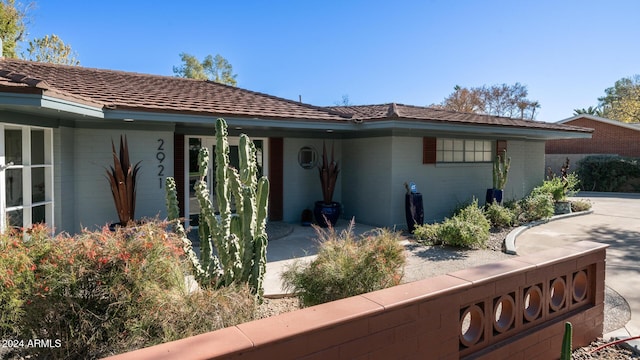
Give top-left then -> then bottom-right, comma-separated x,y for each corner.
496,140 -> 507,155
423,137 -> 436,164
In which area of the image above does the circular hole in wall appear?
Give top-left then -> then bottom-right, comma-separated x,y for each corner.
573,270 -> 588,302
460,305 -> 484,347
523,286 -> 542,322
493,295 -> 515,333
549,277 -> 566,311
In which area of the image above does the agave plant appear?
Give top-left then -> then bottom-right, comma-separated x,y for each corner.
106,135 -> 141,226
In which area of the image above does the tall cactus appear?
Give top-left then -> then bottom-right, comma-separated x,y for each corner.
165,118 -> 269,298
492,149 -> 511,190
560,321 -> 573,360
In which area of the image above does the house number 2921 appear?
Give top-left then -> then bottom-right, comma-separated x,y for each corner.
157,139 -> 165,189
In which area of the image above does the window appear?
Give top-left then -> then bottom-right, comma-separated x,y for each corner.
436,138 -> 492,163
1,125 -> 54,231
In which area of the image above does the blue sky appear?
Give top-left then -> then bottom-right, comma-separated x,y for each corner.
23,0 -> 640,122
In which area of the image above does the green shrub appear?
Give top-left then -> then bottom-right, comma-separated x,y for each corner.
570,199 -> 592,212
413,223 -> 441,245
439,200 -> 490,248
0,222 -> 257,359
281,223 -> 405,307
484,201 -> 515,228
414,200 -> 490,248
531,174 -> 579,201
576,155 -> 640,192
518,193 -> 554,223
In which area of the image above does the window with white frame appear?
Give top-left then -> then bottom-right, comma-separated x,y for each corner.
436,138 -> 493,163
1,125 -> 54,231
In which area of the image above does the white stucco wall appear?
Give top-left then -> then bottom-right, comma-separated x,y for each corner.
337,137 -> 547,229
341,137 -> 392,227
282,138 -> 342,223
66,129 -> 174,233
53,127 -> 76,233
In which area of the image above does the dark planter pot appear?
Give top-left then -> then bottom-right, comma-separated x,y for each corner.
405,193 -> 424,233
314,201 -> 341,228
554,201 -> 572,215
486,188 -> 504,205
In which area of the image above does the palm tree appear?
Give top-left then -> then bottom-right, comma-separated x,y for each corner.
573,106 -> 603,117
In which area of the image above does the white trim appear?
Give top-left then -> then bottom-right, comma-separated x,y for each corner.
183,135 -> 269,228
0,124 -> 54,231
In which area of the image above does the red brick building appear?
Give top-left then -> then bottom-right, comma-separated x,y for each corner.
546,114 -> 640,173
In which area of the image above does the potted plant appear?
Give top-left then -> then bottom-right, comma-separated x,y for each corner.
106,135 -> 141,229
314,141 -> 340,227
551,158 -> 573,214
486,149 -> 510,205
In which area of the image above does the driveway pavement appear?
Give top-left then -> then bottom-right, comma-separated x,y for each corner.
515,192 -> 640,343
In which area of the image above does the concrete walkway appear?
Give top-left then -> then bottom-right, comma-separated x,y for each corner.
515,192 -> 640,345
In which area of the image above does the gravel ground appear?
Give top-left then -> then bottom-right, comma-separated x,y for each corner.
259,227 -> 638,358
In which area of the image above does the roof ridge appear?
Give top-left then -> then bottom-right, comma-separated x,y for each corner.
387,103 -> 400,118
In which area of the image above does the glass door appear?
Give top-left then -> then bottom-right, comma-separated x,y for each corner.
0,125 -> 54,231
187,136 -> 267,227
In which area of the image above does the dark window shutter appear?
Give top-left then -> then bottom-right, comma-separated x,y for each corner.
173,134 -> 185,218
423,137 -> 436,164
268,138 -> 284,221
496,140 -> 507,155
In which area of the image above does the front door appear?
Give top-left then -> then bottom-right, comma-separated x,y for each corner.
187,136 -> 267,227
0,125 -> 54,232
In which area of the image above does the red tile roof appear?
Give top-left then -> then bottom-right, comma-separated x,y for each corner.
0,59 -> 592,134
0,59 -> 350,121
327,104 -> 593,133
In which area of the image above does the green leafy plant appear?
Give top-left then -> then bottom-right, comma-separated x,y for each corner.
281,222 -> 405,307
413,223 -> 441,245
484,201 -> 515,228
106,135 -> 141,226
517,193 -> 554,223
319,141 -> 340,204
166,118 -> 269,298
576,155 -> 640,192
0,222 -> 257,359
493,149 -> 511,189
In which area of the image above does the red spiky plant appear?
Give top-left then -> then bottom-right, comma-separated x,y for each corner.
106,135 -> 141,226
318,141 -> 339,204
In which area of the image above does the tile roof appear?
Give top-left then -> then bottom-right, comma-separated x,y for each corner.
0,58 -> 350,121
0,59 -> 592,134
326,104 -> 594,133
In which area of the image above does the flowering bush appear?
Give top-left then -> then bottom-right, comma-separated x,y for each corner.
0,221 -> 256,359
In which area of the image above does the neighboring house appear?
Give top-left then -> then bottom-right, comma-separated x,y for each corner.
546,114 -> 640,174
0,58 -> 592,233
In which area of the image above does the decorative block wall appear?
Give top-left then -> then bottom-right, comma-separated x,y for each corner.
105,241 -> 607,360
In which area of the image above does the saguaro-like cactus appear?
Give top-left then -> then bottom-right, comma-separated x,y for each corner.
492,149 -> 511,190
560,321 -> 573,360
165,118 -> 269,297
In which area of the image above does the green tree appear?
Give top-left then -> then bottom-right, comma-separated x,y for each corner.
23,34 -> 79,65
435,83 -> 540,119
173,53 -> 237,86
573,106 -> 603,117
0,0 -> 28,58
598,75 -> 640,123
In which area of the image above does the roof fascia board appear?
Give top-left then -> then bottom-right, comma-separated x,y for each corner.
0,92 -> 104,118
357,120 -> 592,140
558,114 -> 640,132
104,110 -> 356,129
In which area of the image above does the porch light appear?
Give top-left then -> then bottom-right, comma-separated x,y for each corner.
326,129 -> 334,133
123,118 -> 134,122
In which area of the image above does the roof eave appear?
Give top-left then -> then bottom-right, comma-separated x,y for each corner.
0,92 -> 104,118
